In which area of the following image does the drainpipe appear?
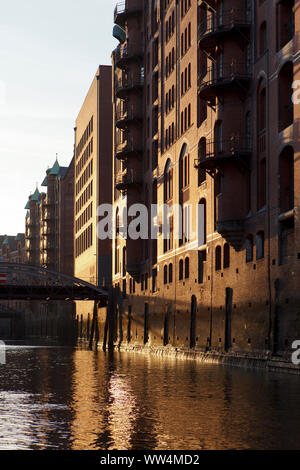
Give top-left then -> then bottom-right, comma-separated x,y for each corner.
266,11 -> 273,354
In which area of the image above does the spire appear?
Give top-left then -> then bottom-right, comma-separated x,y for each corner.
50,154 -> 60,175
31,187 -> 40,202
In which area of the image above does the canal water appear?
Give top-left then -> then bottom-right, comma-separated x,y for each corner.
0,343 -> 299,450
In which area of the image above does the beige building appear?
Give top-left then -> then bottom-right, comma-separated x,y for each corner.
74,65 -> 113,320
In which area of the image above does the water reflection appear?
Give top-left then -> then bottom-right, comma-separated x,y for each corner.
0,344 -> 299,450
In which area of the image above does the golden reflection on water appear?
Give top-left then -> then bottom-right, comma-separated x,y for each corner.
0,345 -> 300,450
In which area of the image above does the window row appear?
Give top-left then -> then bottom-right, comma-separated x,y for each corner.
76,116 -> 93,159
181,22 -> 191,57
181,0 -> 191,18
180,104 -> 192,134
75,202 -> 93,234
165,122 -> 175,150
140,273 -> 149,292
129,278 -> 136,294
75,223 -> 93,258
258,2 -> 294,56
75,159 -> 93,196
164,0 -> 172,11
179,257 -> 190,280
75,181 -> 93,215
166,85 -> 175,114
166,48 -> 175,78
215,244 -> 230,271
165,10 -> 175,43
246,232 -> 265,262
181,63 -> 191,96
163,263 -> 173,284
76,137 -> 93,178
163,216 -> 174,253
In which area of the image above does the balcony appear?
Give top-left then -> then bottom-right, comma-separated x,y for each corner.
41,230 -> 54,237
198,62 -> 252,104
115,140 -> 142,161
216,219 -> 245,251
42,212 -> 55,222
114,45 -> 143,70
198,10 -> 251,53
195,135 -> 252,173
116,105 -> 142,130
26,232 -> 36,240
115,75 -> 143,99
115,167 -> 142,193
41,244 -> 56,252
42,201 -> 55,208
114,1 -> 143,27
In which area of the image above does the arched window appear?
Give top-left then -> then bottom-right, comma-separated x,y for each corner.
276,0 -> 294,51
115,208 -> 120,275
122,247 -> 126,277
179,259 -> 184,280
164,159 -> 173,202
223,243 -> 230,269
258,158 -> 266,209
256,231 -> 265,260
279,146 -> 294,213
278,61 -> 293,132
164,265 -> 168,284
199,198 -> 207,246
179,144 -> 187,193
179,144 -> 189,245
198,138 -> 206,186
259,21 -> 267,56
246,235 -> 253,263
215,246 -> 221,271
214,120 -> 223,154
258,85 -> 266,134
185,257 -> 190,279
245,111 -> 252,149
169,263 -> 173,283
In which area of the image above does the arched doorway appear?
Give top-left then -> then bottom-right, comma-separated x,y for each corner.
190,295 -> 197,349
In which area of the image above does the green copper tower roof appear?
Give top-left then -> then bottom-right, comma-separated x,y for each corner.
2,237 -> 9,246
31,187 -> 40,202
50,156 -> 60,176
41,176 -> 48,187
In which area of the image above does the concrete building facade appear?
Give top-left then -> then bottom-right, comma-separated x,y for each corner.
107,0 -> 300,358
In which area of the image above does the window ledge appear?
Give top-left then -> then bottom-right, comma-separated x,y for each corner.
277,39 -> 294,61
278,208 -> 294,222
256,206 -> 266,215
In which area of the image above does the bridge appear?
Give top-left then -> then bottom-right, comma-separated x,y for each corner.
0,263 -> 108,305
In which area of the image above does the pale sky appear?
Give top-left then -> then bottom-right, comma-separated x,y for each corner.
0,0 -> 117,235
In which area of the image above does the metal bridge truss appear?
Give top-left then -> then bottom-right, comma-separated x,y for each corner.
0,263 -> 108,304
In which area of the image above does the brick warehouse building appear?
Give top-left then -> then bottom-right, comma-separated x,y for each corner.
24,157 -> 75,338
106,0 -> 300,358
